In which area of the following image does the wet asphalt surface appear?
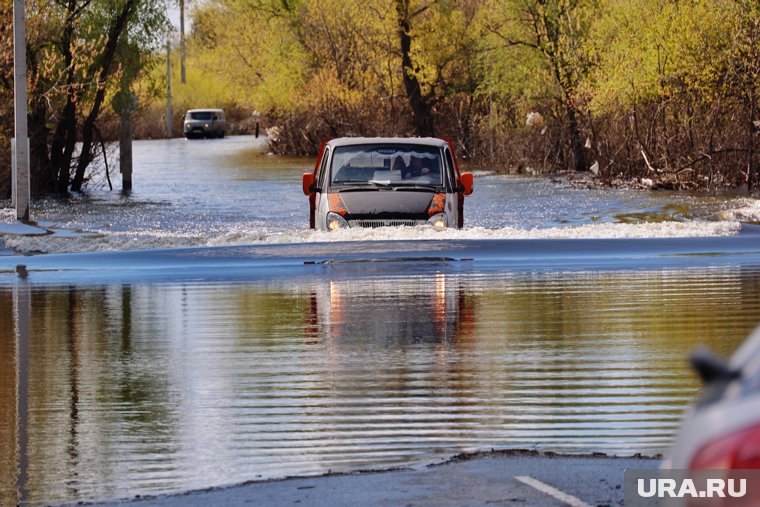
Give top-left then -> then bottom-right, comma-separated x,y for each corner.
77,452 -> 661,507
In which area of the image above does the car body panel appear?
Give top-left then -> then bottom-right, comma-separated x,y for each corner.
663,325 -> 760,470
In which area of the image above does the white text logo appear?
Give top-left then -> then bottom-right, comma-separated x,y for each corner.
637,478 -> 747,498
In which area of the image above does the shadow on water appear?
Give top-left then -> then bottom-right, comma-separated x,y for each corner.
2,266 -> 760,505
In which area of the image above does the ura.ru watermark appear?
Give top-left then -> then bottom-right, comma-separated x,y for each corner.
625,470 -> 759,506
637,478 -> 745,499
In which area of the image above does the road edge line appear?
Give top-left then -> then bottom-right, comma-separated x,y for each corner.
515,475 -> 592,507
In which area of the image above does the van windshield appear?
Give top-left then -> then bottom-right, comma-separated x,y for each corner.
188,111 -> 214,120
330,144 -> 443,188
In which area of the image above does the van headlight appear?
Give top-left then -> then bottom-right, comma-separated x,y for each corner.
326,212 -> 349,231
427,213 -> 447,231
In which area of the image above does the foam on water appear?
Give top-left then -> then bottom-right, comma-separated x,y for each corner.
0,208 -> 14,220
231,220 -> 743,243
720,198 -> 760,223
1,219 -> 743,254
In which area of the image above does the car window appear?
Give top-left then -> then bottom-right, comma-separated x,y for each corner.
318,148 -> 330,189
330,144 -> 443,187
189,112 -> 213,121
443,147 -> 456,190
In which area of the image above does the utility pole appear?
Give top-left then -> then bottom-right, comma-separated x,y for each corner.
180,0 -> 186,84
13,0 -> 30,220
166,38 -> 172,139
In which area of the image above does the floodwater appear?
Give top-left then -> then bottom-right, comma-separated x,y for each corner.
1,136 -> 760,505
1,135 -> 758,253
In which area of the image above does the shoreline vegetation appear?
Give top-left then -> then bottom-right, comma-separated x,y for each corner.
1,0 -> 759,198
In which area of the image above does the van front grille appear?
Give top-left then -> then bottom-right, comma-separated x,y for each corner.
352,219 -> 422,228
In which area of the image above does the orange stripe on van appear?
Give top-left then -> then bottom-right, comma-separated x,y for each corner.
427,193 -> 446,216
328,195 -> 347,216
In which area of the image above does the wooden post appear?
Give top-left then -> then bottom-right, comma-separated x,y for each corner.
13,0 -> 30,220
120,114 -> 133,191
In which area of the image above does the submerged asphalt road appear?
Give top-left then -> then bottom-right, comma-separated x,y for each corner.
2,226 -> 760,286
75,452 -> 660,507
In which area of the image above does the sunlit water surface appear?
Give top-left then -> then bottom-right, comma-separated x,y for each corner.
1,137 -> 760,505
2,268 -> 760,505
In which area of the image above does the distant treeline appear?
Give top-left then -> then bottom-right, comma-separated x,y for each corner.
1,0 -> 759,197
182,0 -> 759,190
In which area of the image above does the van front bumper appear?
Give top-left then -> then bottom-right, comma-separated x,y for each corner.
184,122 -> 213,135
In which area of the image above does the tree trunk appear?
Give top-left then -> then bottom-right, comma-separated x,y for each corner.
49,100 -> 78,194
394,0 -> 435,137
71,0 -> 136,192
26,39 -> 53,195
47,3 -> 78,194
28,99 -> 52,195
567,105 -> 588,171
748,91 -> 757,192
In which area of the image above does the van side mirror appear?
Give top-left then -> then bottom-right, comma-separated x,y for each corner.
460,172 -> 474,196
302,173 -> 315,195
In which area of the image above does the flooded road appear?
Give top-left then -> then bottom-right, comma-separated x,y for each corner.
1,135 -> 757,253
1,136 -> 760,505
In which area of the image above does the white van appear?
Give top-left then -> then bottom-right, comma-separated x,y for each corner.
302,137 -> 473,230
183,109 -> 226,139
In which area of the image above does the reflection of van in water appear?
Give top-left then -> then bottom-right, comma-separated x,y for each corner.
302,137 -> 474,230
304,275 -> 474,346
183,109 -> 226,139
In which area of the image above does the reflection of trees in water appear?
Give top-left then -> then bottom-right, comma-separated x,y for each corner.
0,290 -> 17,506
2,267 -> 759,502
469,268 -> 760,410
0,285 -> 182,505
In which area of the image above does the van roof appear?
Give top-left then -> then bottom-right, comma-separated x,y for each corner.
326,137 -> 449,148
186,108 -> 225,113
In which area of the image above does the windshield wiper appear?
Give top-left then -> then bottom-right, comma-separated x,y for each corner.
335,179 -> 377,184
336,180 -> 396,191
391,184 -> 439,191
338,187 -> 380,192
335,181 -> 440,192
